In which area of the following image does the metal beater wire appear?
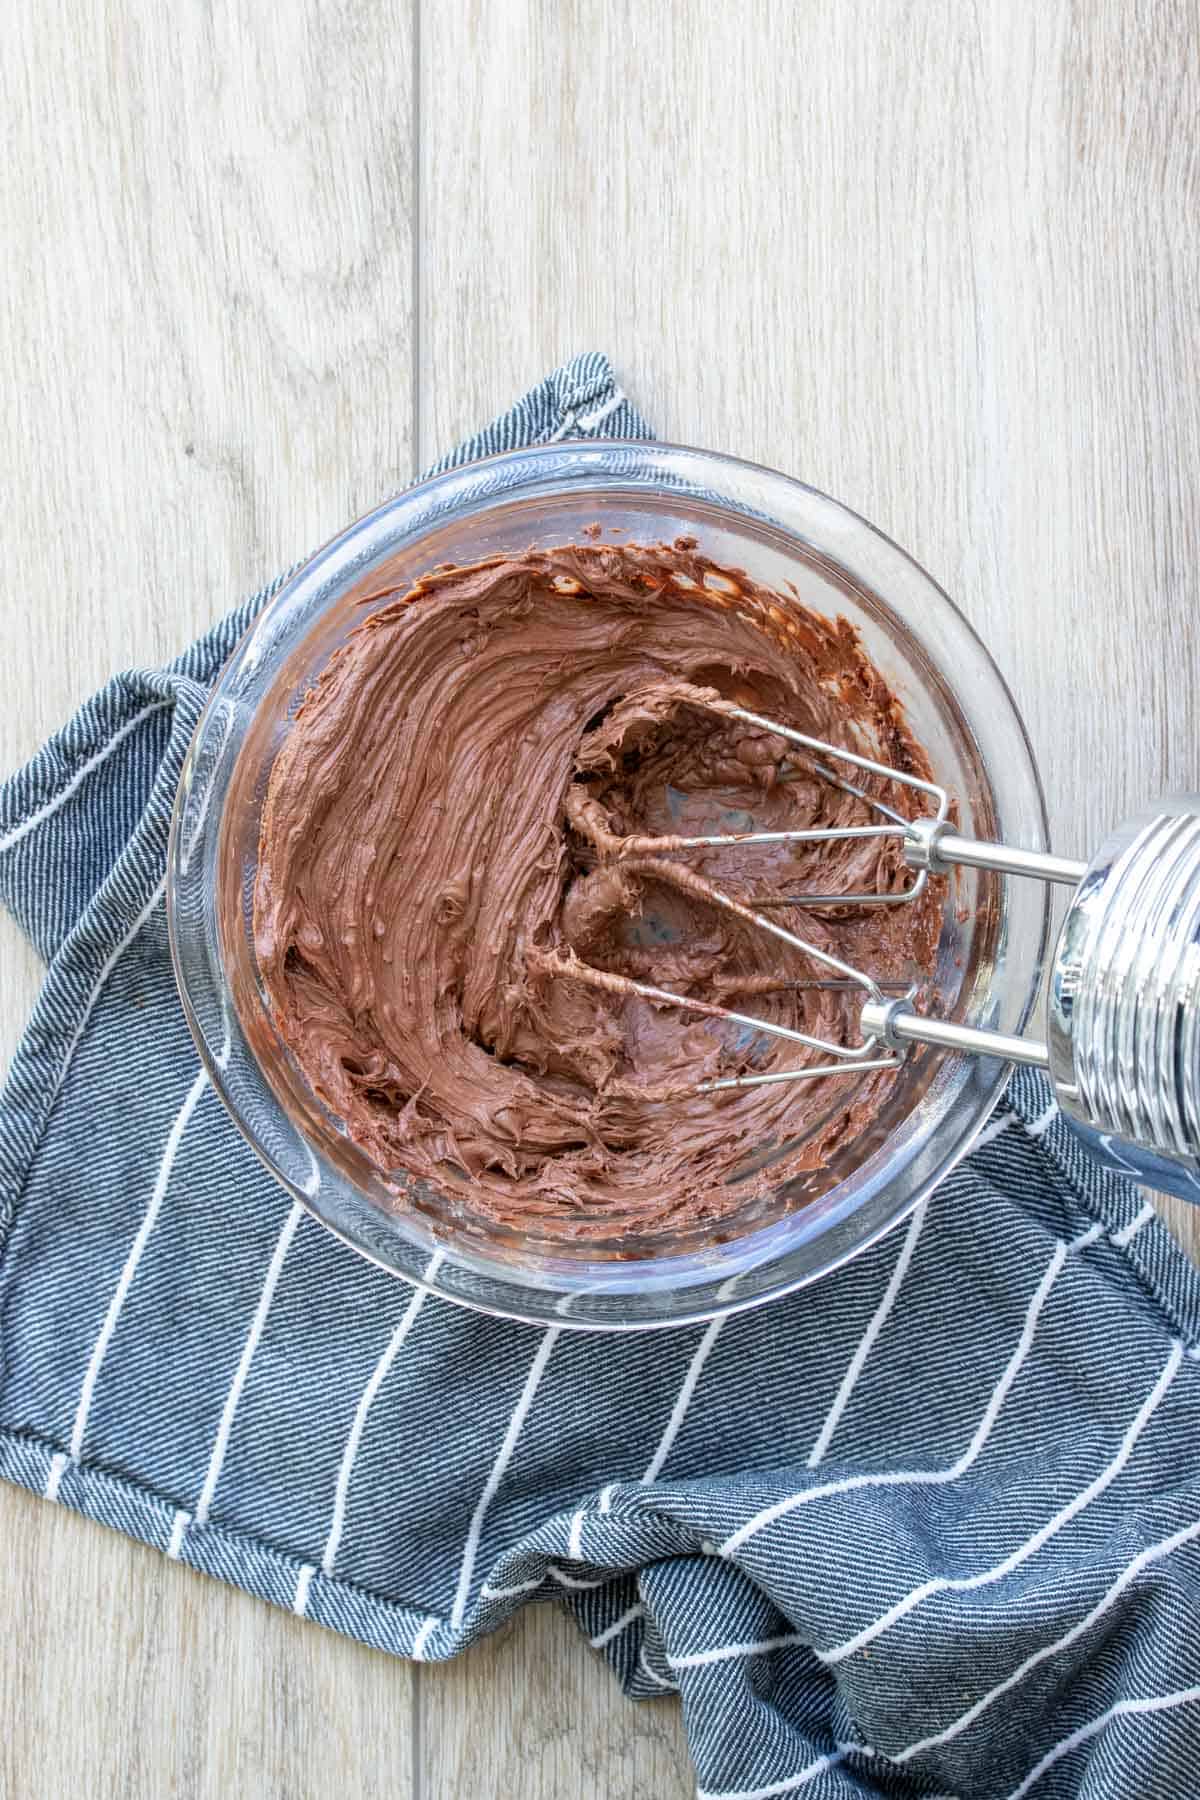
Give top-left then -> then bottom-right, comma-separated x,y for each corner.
555,700 -> 949,1092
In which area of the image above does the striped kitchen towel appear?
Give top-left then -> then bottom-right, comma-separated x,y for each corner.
4,353 -> 1200,1800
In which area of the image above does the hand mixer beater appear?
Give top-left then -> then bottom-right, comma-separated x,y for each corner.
556,689 -> 1200,1205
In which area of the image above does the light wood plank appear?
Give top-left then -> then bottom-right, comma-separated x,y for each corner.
0,2 -> 417,1794
419,0 -> 1200,855
420,0 -> 1200,1268
0,1484 -> 412,1800
420,1605 -> 693,1799
0,0 -> 416,769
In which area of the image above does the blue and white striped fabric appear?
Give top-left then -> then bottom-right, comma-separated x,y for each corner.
3,353 -> 1200,1799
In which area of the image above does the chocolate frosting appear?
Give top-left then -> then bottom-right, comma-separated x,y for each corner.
253,541 -> 941,1242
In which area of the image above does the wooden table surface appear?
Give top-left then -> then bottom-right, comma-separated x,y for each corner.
2,3 -> 1198,1795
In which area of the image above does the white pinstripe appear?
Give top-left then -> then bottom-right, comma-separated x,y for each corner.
637,1647 -> 675,1690
670,1631 -> 806,1671
193,1201 -> 304,1525
546,389 -> 628,443
576,389 -> 628,430
165,1508 -> 191,1560
450,1327 -> 560,1629
591,1602 -> 644,1648
696,1751 -> 845,1799
720,1238 -> 1072,1557
643,1316 -> 725,1483
292,1564 -> 315,1617
57,1065 -> 209,1481
892,1514 -> 1200,1764
1025,1099 -> 1059,1139
44,1451 -> 68,1503
47,877 -> 166,1116
567,1508 -> 585,1560
481,1574 -> 544,1600
412,1615 -> 440,1660
1111,1200 -> 1156,1248
807,1199 -> 927,1468
820,1339 -> 1183,1664
547,1563 -> 606,1591
0,700 -> 172,856
974,1112 -> 1015,1148
320,1253 -> 443,1578
1006,1683 -> 1200,1799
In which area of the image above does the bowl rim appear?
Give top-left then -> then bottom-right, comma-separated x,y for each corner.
167,436 -> 1051,1330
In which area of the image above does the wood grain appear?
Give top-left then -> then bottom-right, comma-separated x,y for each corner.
420,1606 -> 692,1798
420,0 -> 1200,858
0,2 -> 420,1795
0,1483 -> 413,1800
0,0 -> 415,770
3,0 -> 1200,1794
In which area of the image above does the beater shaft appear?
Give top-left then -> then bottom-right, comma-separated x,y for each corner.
903,818 -> 1087,888
859,999 -> 1051,1070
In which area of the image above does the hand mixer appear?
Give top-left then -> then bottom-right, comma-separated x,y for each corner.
559,691 -> 1200,1205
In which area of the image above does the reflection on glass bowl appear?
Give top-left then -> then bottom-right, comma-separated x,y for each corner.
168,442 -> 1049,1330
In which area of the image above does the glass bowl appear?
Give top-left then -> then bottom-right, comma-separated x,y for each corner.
167,441 -> 1049,1330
